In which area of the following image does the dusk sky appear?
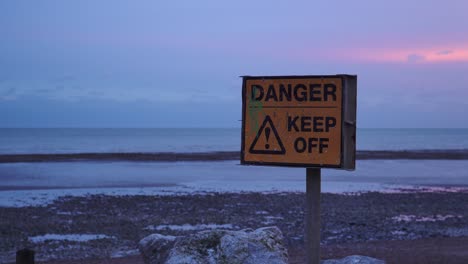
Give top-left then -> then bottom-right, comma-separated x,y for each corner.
1,1 -> 468,128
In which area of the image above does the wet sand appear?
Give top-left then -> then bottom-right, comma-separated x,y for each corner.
2,191 -> 468,263
1,149 -> 468,163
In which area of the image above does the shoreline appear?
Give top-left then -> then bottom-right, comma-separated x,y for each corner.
2,149 -> 468,163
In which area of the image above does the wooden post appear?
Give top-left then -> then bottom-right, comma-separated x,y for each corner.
16,248 -> 34,264
305,168 -> 321,264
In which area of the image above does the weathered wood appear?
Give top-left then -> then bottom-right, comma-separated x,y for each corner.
305,168 -> 321,264
16,248 -> 34,264
341,75 -> 357,170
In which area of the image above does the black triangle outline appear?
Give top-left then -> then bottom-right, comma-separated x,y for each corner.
249,115 -> 286,155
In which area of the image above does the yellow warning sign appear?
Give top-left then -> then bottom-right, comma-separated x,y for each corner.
241,75 -> 357,169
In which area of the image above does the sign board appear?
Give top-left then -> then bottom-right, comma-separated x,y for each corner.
241,75 -> 357,170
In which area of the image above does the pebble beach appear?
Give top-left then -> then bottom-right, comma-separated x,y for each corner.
2,189 -> 468,263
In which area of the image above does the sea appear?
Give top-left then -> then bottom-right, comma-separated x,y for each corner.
1,128 -> 468,154
1,128 -> 468,207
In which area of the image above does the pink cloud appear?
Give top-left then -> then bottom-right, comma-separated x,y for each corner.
335,46 -> 468,63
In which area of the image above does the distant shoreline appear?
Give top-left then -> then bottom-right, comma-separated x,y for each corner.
1,149 -> 468,163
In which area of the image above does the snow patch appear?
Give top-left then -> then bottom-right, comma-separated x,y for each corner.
391,214 -> 462,222
29,234 -> 114,243
389,186 -> 468,194
145,223 -> 234,231
391,230 -> 407,236
110,248 -> 140,258
262,216 -> 284,225
0,182 -> 404,207
56,211 -> 84,215
0,186 -> 196,207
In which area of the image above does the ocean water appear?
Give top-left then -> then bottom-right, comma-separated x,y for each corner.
1,128 -> 468,204
0,128 -> 468,154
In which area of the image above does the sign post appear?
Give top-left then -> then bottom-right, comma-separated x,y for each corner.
306,168 -> 321,264
241,75 -> 357,264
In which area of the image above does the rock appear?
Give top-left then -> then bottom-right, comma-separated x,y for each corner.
139,226 -> 288,264
219,227 -> 288,264
322,255 -> 385,264
139,233 -> 177,264
165,229 -> 227,264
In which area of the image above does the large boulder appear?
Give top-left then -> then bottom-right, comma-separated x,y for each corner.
139,226 -> 288,264
322,255 -> 385,264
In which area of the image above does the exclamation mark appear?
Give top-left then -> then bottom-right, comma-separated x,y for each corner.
265,127 -> 271,149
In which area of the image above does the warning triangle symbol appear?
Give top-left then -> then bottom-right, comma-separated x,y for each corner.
249,115 -> 286,155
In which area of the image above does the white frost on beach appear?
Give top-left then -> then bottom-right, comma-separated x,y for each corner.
391,214 -> 462,222
0,186 -> 195,207
110,248 -> 140,258
29,234 -> 114,243
262,216 -> 284,225
145,223 -> 235,231
391,230 -> 407,236
56,211 -> 84,215
2,181 -> 467,208
1,182 -> 462,208
390,186 -> 468,193
0,182 -> 405,208
180,180 -> 398,194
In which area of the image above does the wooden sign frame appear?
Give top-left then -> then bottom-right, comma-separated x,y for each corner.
241,75 -> 357,170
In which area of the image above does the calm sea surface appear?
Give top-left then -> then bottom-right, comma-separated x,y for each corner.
0,128 -> 468,154
1,128 -> 468,201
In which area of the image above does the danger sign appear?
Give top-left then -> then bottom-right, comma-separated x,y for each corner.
241,75 -> 357,169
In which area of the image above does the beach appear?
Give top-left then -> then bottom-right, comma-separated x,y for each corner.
2,191 -> 468,263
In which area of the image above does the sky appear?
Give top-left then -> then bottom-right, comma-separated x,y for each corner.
1,0 -> 467,128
